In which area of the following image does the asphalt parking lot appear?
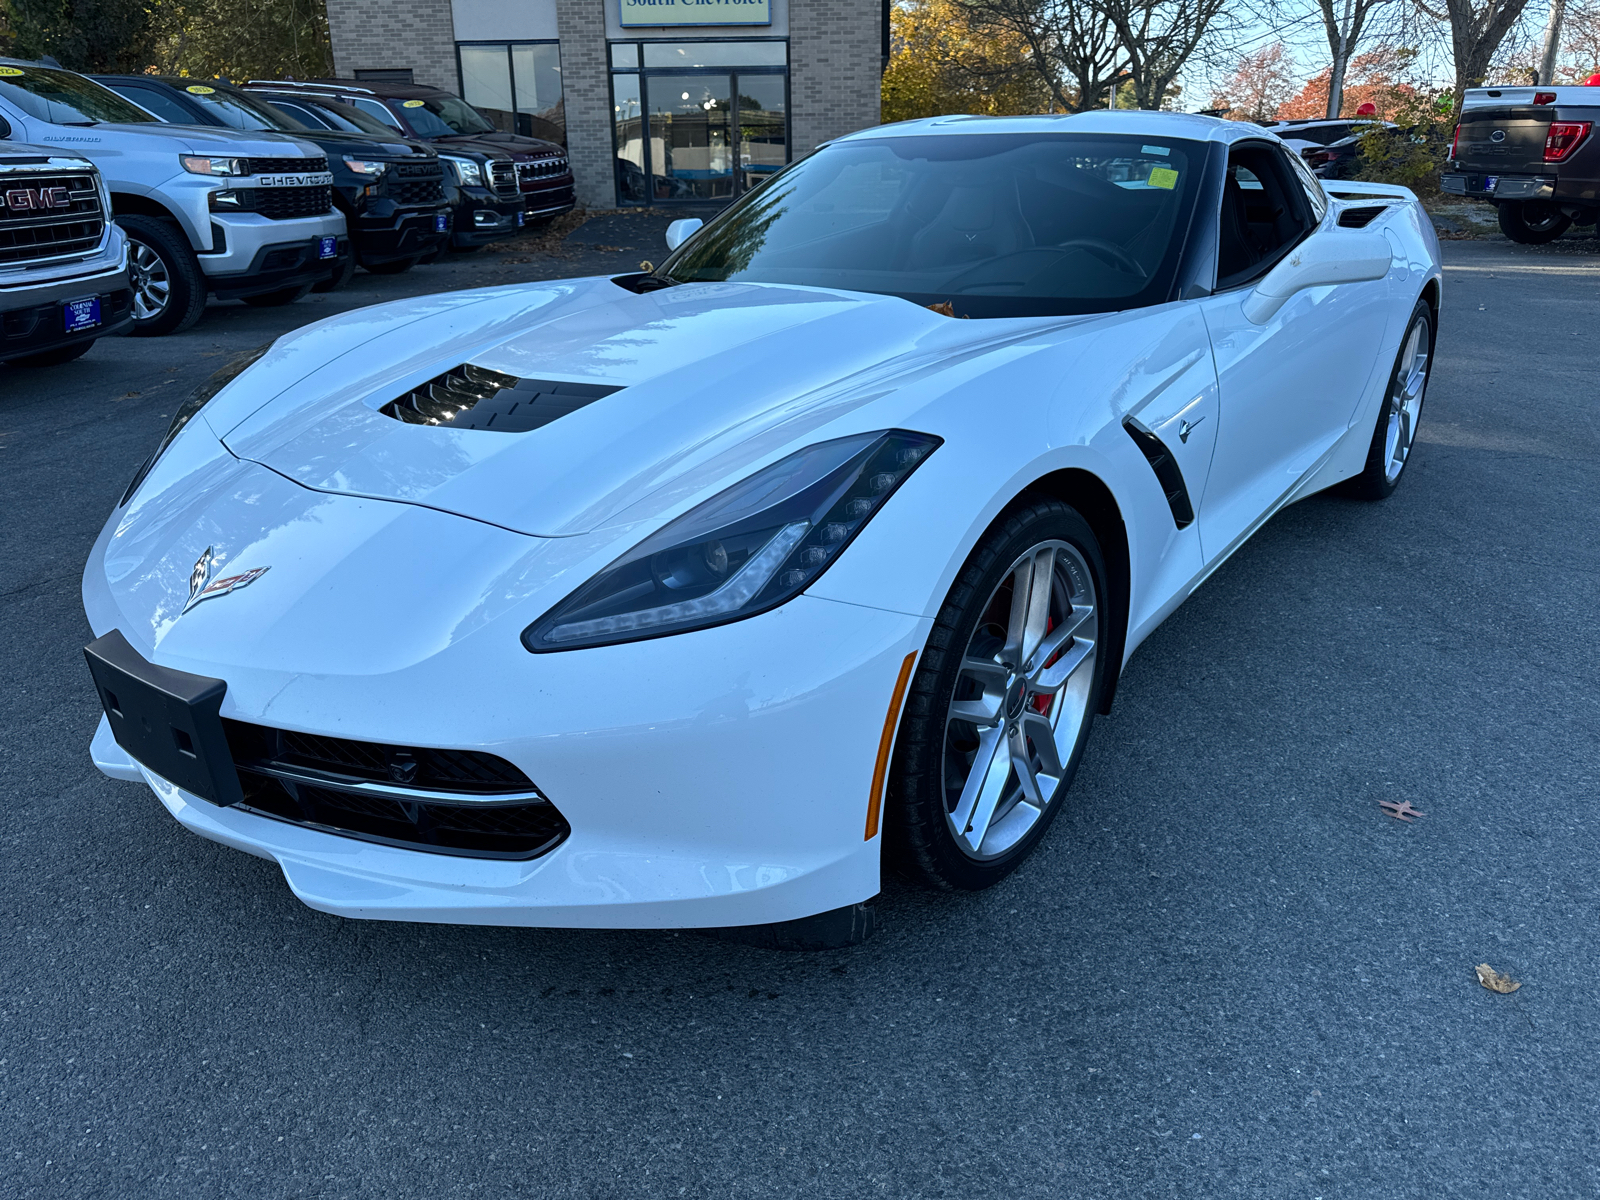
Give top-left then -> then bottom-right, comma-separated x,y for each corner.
2,219 -> 1597,1199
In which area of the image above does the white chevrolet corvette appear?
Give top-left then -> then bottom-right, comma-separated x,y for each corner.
83,113 -> 1441,944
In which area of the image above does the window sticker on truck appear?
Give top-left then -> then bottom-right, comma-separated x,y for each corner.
254,172 -> 335,188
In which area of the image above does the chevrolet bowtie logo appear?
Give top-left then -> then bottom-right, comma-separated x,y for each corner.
6,186 -> 71,212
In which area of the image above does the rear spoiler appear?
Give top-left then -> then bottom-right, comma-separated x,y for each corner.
1462,85 -> 1599,109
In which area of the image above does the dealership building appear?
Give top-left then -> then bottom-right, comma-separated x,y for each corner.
323,0 -> 884,209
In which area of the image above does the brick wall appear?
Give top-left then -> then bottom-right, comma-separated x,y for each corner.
555,0 -> 616,208
789,0 -> 882,158
327,0 -> 459,92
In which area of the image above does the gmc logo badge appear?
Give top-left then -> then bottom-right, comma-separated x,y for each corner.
6,186 -> 71,212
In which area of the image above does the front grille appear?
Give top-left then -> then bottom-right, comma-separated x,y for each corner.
0,172 -> 104,265
248,155 -> 328,175
517,157 -> 569,185
391,177 -> 445,206
223,719 -> 570,859
489,160 -> 518,201
225,185 -> 333,220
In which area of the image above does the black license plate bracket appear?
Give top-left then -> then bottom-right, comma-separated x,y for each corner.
83,629 -> 244,806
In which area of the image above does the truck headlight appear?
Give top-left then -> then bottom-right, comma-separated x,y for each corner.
342,157 -> 390,177
440,155 -> 483,187
181,155 -> 246,176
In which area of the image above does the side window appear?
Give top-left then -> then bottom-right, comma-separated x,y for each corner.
266,99 -> 333,130
1284,148 -> 1329,223
350,97 -> 403,130
1215,144 -> 1315,291
108,85 -> 193,124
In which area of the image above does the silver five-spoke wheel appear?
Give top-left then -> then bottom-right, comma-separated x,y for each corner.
942,539 -> 1097,860
1383,317 -> 1429,484
128,239 -> 171,321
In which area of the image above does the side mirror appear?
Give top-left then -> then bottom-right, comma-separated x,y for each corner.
1243,230 -> 1392,324
664,218 -> 703,252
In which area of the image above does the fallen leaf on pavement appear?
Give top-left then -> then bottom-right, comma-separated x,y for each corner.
1475,963 -> 1521,993
1379,799 -> 1424,821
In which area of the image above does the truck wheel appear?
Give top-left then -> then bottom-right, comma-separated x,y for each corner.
1497,201 -> 1571,244
5,339 -> 96,368
242,284 -> 312,308
117,214 -> 206,337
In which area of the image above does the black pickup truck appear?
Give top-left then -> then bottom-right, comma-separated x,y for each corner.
1442,84 -> 1599,243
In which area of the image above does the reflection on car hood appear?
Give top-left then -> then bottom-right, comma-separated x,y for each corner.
208,276 -> 1041,537
432,131 -> 564,159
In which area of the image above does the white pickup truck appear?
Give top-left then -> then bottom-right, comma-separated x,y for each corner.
0,139 -> 131,366
0,59 -> 349,334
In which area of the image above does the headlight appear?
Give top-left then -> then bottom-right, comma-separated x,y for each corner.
119,342 -> 274,508
342,157 -> 390,177
440,155 -> 483,187
180,155 -> 246,176
522,430 -> 941,652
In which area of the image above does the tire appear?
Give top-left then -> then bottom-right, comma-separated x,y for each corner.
116,214 -> 206,337
241,284 -> 312,308
5,338 -> 95,367
1340,299 -> 1434,501
1497,200 -> 1571,244
362,256 -> 417,275
886,498 -> 1110,891
312,254 -> 355,294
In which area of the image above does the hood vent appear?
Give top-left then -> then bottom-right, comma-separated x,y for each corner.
1336,204 -> 1390,228
380,365 -> 622,433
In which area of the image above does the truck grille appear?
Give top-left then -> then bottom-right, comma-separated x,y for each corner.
228,185 -> 333,220
223,718 -> 571,860
0,171 -> 104,265
248,155 -> 329,175
489,160 -> 519,201
518,157 -> 569,184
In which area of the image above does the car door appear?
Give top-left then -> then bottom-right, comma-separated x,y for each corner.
1196,141 -> 1392,561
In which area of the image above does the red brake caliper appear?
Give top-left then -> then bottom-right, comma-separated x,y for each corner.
1033,615 -> 1055,714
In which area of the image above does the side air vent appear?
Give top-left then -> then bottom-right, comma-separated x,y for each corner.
1123,421 -> 1194,529
380,364 -> 623,433
1337,204 -> 1389,228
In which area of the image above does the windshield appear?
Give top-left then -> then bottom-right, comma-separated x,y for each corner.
396,95 -> 495,137
663,133 -> 1203,318
181,85 -> 302,132
0,64 -> 154,125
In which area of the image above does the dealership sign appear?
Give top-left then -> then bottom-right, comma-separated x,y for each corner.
619,0 -> 771,26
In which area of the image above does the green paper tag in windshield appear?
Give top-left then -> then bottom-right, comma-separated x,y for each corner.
1148,167 -> 1179,190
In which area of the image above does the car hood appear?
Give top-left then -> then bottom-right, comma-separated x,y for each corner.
211,276 -> 1045,538
430,131 -> 562,160
279,128 -> 432,158
44,122 -> 324,159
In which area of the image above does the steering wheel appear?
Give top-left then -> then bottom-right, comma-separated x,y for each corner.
1054,237 -> 1147,279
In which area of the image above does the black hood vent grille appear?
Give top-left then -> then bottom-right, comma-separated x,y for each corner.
379,364 -> 622,433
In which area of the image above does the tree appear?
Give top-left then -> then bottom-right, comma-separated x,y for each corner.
1318,0 -> 1397,117
1275,45 -> 1420,118
1557,0 -> 1600,78
1211,42 -> 1297,120
4,0 -> 165,71
882,0 -> 1055,120
1415,0 -> 1538,111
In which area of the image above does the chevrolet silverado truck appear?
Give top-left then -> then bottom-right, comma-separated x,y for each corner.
0,60 -> 349,334
1442,84 -> 1599,243
0,140 -> 132,366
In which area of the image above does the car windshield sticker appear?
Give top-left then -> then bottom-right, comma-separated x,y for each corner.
0,67 -> 23,76
402,100 -> 426,108
186,85 -> 216,94
1141,145 -> 1171,156
1148,167 -> 1179,189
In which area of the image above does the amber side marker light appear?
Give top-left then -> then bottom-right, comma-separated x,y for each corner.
865,652 -> 918,841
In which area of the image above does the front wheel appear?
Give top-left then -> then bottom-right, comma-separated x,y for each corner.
886,499 -> 1109,891
1341,299 -> 1434,501
1498,200 -> 1571,244
116,214 -> 206,337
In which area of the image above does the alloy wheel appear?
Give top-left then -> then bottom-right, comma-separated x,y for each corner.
129,239 -> 171,321
942,540 -> 1098,860
1383,317 -> 1430,483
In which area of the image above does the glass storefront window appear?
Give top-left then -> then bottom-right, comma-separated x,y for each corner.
648,75 -> 733,201
640,42 -> 787,68
735,75 -> 785,192
613,74 -> 647,205
457,42 -> 565,146
611,44 -> 640,69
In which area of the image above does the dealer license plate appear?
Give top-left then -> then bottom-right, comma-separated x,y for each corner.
435,213 -> 448,232
318,236 -> 336,260
63,296 -> 100,333
84,630 -> 244,807
515,211 -> 525,227
1483,176 -> 1498,193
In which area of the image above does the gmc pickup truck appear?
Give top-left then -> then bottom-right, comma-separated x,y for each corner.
1442,84 -> 1599,243
0,60 -> 348,334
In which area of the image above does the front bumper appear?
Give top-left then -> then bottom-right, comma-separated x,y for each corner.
352,203 -> 451,266
85,513 -> 927,928
199,212 -> 351,298
0,245 -> 133,358
450,189 -> 524,248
